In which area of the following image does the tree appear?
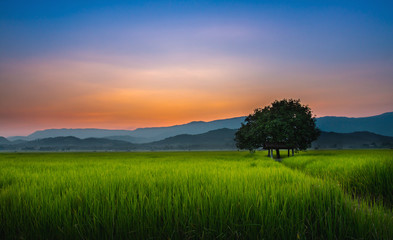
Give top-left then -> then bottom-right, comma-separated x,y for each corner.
235,99 -> 320,157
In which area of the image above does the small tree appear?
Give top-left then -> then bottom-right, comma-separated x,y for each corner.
235,99 -> 320,157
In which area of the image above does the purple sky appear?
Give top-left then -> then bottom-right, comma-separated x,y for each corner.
1,0 -> 392,136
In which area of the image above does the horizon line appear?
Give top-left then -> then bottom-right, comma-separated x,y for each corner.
3,111 -> 392,138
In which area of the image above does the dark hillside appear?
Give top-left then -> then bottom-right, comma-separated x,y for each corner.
1,130 -> 393,151
141,128 -> 237,150
316,112 -> 393,137
0,136 -> 10,144
3,136 -> 135,151
312,131 -> 393,149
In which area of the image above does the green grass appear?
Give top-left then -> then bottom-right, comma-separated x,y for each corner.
282,150 -> 393,206
0,151 -> 392,239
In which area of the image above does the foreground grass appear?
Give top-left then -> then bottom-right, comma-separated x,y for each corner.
0,151 -> 392,239
282,150 -> 393,206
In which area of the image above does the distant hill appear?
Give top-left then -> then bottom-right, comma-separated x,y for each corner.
312,131 -> 393,149
1,130 -> 392,151
129,117 -> 245,141
0,130 -> 237,151
4,112 -> 393,143
1,129 -> 237,151
9,139 -> 28,144
8,117 -> 246,142
102,135 -> 149,144
316,112 -> 393,137
1,136 -> 135,151
0,137 -> 10,144
8,129 -> 135,141
6,136 -> 27,142
143,130 -> 393,150
140,128 -> 237,150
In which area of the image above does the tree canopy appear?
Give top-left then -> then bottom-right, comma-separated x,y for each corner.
235,99 -> 320,155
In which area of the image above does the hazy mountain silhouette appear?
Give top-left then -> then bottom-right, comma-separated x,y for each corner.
5,112 -> 393,142
129,118 -> 245,141
316,112 -> 393,137
7,117 -> 246,142
0,136 -> 10,144
1,130 -> 237,151
312,131 -> 393,149
2,136 -> 135,151
8,129 -> 135,141
102,135 -> 149,144
1,130 -> 392,151
139,128 -> 237,150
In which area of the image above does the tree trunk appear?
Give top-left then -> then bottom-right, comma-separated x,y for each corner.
288,149 -> 290,157
276,149 -> 280,159
267,149 -> 270,157
270,149 -> 273,159
292,149 -> 294,156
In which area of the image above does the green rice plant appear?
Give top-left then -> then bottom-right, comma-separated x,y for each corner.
0,151 -> 392,239
282,150 -> 393,206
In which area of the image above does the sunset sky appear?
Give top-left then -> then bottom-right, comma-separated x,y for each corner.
1,0 -> 392,137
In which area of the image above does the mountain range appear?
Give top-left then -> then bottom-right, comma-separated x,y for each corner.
316,112 -> 393,137
1,129 -> 392,151
7,117 -> 246,143
5,112 -> 393,143
1,112 -> 392,151
312,131 -> 393,149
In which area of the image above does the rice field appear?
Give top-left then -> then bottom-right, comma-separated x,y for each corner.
282,150 -> 393,206
0,150 -> 392,239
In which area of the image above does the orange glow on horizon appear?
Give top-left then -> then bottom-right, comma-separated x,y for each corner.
1,58 -> 392,137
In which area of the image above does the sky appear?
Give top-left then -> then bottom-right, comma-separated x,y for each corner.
0,0 -> 392,137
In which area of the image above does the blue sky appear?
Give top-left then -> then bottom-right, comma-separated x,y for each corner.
1,0 -> 392,136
